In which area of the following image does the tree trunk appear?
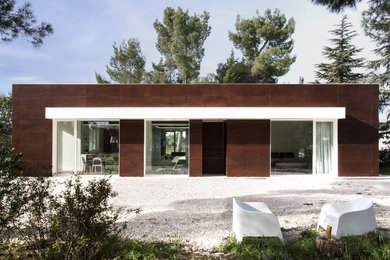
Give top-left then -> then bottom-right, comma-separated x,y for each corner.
315,236 -> 342,258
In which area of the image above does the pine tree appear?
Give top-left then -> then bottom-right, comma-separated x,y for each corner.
153,7 -> 211,84
0,0 -> 53,47
95,38 -> 146,84
362,0 -> 390,109
315,15 -> 364,83
310,0 -> 362,13
229,9 -> 296,83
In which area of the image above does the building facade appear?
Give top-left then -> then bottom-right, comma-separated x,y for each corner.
12,84 -> 379,177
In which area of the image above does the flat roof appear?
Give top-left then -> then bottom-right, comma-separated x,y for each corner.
46,107 -> 346,120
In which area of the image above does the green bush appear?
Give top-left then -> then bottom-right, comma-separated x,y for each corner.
0,146 -> 24,245
44,175 -> 126,259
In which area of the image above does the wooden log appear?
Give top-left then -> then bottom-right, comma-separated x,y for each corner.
315,236 -> 342,258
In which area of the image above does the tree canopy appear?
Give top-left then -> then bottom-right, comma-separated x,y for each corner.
362,0 -> 390,109
215,51 -> 254,83
315,15 -> 365,83
0,0 -> 53,47
153,7 -> 211,83
229,9 -> 296,83
310,0 -> 362,13
95,38 -> 146,84
0,95 -> 12,147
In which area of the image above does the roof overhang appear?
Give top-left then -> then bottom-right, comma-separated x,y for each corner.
45,107 -> 345,120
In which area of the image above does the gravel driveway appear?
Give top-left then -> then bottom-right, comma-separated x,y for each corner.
57,174 -> 390,250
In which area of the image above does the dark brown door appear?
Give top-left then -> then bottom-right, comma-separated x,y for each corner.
202,122 -> 225,175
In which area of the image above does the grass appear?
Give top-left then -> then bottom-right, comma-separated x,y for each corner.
215,229 -> 390,260
2,230 -> 390,259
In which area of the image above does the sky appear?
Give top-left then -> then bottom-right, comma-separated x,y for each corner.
0,0 -> 377,96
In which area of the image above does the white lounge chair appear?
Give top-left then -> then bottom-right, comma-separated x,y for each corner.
232,198 -> 284,243
317,197 -> 377,239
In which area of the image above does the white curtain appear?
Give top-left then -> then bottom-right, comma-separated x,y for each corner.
316,122 -> 333,174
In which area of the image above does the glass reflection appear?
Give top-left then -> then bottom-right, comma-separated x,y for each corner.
145,121 -> 189,175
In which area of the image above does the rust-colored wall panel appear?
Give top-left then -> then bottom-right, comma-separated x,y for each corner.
12,84 -> 379,177
226,120 -> 270,177
19,109 -> 45,120
269,85 -> 305,106
52,85 -> 86,96
189,120 -> 202,177
337,85 -> 378,176
119,120 -> 144,177
19,85 -> 53,97
303,86 -> 338,107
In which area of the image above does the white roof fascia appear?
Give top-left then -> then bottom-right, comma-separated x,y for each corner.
45,107 -> 346,120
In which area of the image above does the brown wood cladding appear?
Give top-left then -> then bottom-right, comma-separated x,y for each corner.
12,84 -> 379,176
226,120 -> 270,177
119,120 -> 144,177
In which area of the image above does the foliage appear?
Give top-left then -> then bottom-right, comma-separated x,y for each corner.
143,59 -> 171,84
0,94 -> 12,147
315,15 -> 365,83
229,8 -> 295,83
285,230 -> 324,259
216,236 -> 288,259
341,230 -> 390,259
0,149 -> 24,258
14,177 -> 53,258
0,164 -> 132,259
0,0 -> 53,47
117,238 -> 181,259
192,73 -> 218,83
0,146 -> 24,244
154,6 -> 211,83
215,50 -> 255,83
362,0 -> 390,110
96,38 -> 146,84
310,0 -> 362,13
46,176 -> 125,259
217,230 -> 390,259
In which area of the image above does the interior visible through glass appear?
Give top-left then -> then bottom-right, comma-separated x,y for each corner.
271,121 -> 313,174
145,121 -> 189,175
77,121 -> 119,174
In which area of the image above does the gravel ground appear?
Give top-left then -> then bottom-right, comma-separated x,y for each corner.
55,174 -> 390,250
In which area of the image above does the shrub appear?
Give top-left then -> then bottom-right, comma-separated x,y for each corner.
45,175 -> 126,259
0,146 -> 24,245
15,177 -> 53,258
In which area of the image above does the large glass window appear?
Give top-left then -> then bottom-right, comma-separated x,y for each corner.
271,121 -> 313,174
57,121 -> 75,174
77,121 -> 119,174
145,121 -> 189,175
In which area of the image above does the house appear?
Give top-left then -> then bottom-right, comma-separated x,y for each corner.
12,84 -> 379,177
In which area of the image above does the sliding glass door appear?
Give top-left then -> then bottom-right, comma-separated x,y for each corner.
55,120 -> 119,175
145,121 -> 189,175
270,120 -> 336,175
271,121 -> 313,174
